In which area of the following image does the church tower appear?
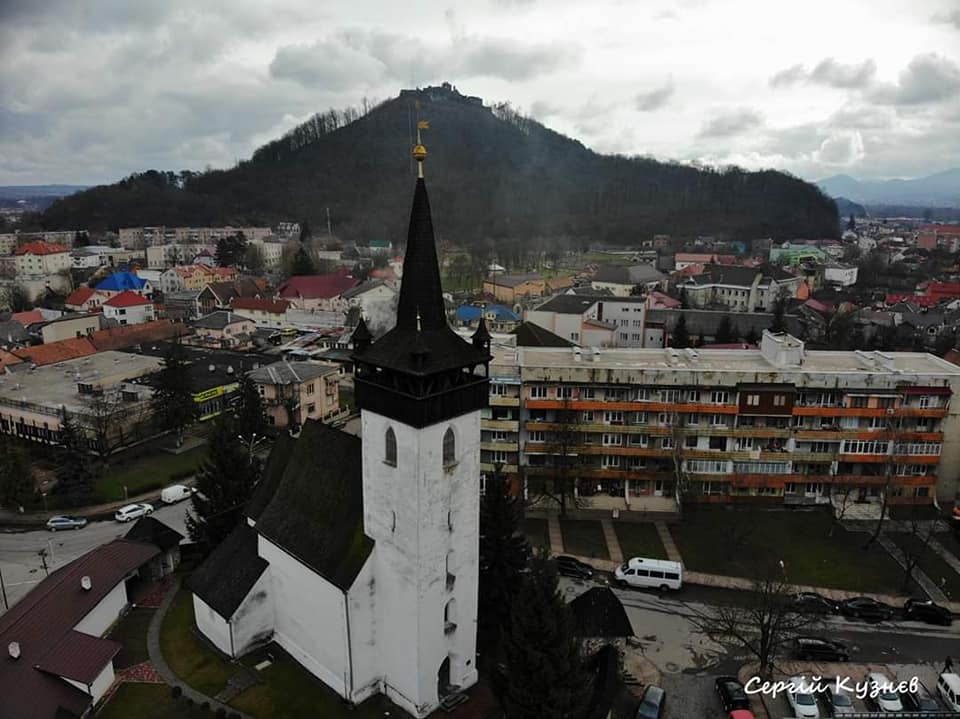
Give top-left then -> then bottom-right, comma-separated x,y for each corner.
352,135 -> 490,716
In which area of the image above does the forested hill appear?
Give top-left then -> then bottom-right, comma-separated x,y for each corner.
39,85 -> 839,245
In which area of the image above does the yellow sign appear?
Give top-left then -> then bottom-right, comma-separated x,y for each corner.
193,383 -> 239,403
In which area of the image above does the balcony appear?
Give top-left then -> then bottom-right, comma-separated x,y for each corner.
480,462 -> 519,474
483,419 -> 519,431
489,395 -> 520,407
480,441 -> 518,452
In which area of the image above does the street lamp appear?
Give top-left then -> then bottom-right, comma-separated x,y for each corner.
779,559 -> 787,583
237,433 -> 267,465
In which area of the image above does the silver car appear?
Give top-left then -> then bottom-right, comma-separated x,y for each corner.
824,684 -> 856,715
46,515 -> 88,531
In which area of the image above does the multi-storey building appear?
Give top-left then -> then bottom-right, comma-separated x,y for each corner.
677,264 -> 804,312
479,331 -> 960,514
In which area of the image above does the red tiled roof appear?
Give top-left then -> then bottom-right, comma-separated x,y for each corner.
277,273 -> 359,300
14,337 -> 97,366
65,287 -> 98,307
11,309 -> 45,327
14,241 -> 70,256
0,349 -> 23,371
89,319 -> 190,352
0,539 -> 159,719
231,297 -> 290,314
35,630 -> 121,684
104,290 -> 152,308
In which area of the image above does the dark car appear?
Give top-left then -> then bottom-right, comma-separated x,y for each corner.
840,596 -> 895,622
790,592 -> 840,615
635,685 -> 665,719
901,679 -> 941,711
715,676 -> 750,713
791,636 -> 850,662
555,555 -> 594,580
904,598 -> 953,626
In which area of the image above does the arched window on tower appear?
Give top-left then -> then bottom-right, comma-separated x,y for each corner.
444,598 -> 457,634
442,427 -> 456,468
385,427 -> 397,467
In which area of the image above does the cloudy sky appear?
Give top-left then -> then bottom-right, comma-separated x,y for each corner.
2,0 -> 959,186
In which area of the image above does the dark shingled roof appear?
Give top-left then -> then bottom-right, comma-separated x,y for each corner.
124,516 -> 184,551
246,431 -> 296,521
532,294 -> 601,315
569,587 -> 634,638
34,630 -> 121,685
189,524 -> 268,619
511,321 -> 574,347
254,421 -> 373,590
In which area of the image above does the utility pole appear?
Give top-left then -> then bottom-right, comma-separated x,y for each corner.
326,207 -> 332,243
0,566 -> 8,611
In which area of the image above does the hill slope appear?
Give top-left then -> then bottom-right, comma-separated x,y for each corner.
40,85 -> 839,246
817,169 -> 960,207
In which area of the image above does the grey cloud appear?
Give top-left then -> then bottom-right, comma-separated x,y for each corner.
698,108 -> 763,138
769,64 -> 805,88
933,8 -> 960,29
826,105 -> 893,130
457,37 -> 578,81
869,53 -> 960,105
635,81 -> 674,112
530,100 -> 561,118
810,58 -> 876,89
269,39 -> 386,90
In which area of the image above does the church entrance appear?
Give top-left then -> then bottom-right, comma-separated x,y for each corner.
437,656 -> 451,699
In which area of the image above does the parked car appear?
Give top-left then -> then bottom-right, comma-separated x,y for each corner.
822,684 -> 855,715
902,679 -> 941,711
555,555 -> 594,580
790,592 -> 840,615
114,503 -> 153,523
727,712 -> 755,719
786,676 -> 820,719
715,677 -> 749,713
938,673 -> 960,711
160,484 -> 194,505
635,685 -> 665,719
45,515 -> 88,531
865,672 -> 903,712
840,596 -> 895,622
791,636 -> 849,662
904,598 -> 953,626
614,557 -> 683,591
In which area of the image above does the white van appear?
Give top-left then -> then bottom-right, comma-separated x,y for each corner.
614,557 -> 683,591
160,484 -> 193,504
938,673 -> 960,711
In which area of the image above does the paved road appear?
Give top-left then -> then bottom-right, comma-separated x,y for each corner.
0,502 -> 190,614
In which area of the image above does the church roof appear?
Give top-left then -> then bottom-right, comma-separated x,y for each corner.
189,524 -> 268,619
511,321 -> 574,347
254,421 -> 373,590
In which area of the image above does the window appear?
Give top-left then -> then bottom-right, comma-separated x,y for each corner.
733,461 -> 790,474
529,431 -> 545,443
711,391 -> 729,404
490,383 -> 508,397
491,450 -> 509,463
708,436 -> 726,451
746,394 -> 760,406
601,455 -> 621,468
661,437 -> 674,449
711,414 -> 726,426
634,388 -> 651,401
570,332 -> 579,342
581,387 -> 595,400
687,459 -> 727,473
602,433 -> 623,446
385,427 -> 397,467
841,439 -> 889,454
530,386 -> 548,399
604,411 -> 623,425
306,403 -> 315,414
735,437 -> 754,450
582,411 -> 595,423
490,430 -> 509,442
811,442 -> 832,453
773,395 -> 786,407
850,396 -> 868,408
630,411 -> 648,425
306,382 -> 315,395
659,389 -> 679,403
918,395 -> 930,408
684,436 -> 698,448
558,386 -> 573,400
443,427 -> 456,467
685,413 -> 699,425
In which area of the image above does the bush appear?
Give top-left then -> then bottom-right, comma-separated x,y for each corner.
171,685 -> 183,699
201,702 -> 210,711
216,709 -> 227,718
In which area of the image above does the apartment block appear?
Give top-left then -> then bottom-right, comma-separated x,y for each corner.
480,331 -> 960,514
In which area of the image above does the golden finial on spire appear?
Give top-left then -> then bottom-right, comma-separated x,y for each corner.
413,101 -> 429,178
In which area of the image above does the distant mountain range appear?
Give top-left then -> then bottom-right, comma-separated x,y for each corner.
0,185 -> 90,212
817,170 -> 960,208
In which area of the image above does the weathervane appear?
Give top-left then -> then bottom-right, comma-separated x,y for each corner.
413,99 -> 429,178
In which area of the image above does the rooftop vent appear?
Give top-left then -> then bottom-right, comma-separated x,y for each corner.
8,641 -> 20,660
80,575 -> 92,591
208,364 -> 215,372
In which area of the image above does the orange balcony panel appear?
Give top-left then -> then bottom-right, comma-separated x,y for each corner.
897,432 -> 944,442
892,454 -> 940,464
525,399 -> 738,414
729,474 -> 786,488
579,446 -> 667,457
898,407 -> 949,418
837,454 -> 889,463
832,474 -> 891,486
794,407 -> 891,418
891,475 -> 937,486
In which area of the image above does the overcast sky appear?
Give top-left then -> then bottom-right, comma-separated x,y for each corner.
2,0 -> 959,186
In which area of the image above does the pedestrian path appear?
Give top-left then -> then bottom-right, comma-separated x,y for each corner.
654,522 -> 683,564
929,536 -> 960,576
547,514 -> 564,555
875,534 -> 948,603
600,519 -> 624,563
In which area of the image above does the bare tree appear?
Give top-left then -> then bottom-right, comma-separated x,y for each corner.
828,483 -> 858,537
863,419 -> 900,549
899,505 -> 938,593
85,390 -> 152,466
530,399 -> 584,517
688,569 -> 818,676
668,413 -> 694,506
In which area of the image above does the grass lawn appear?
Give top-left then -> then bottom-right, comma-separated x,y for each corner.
159,589 -> 236,697
937,531 -> 960,562
560,519 -> 609,560
671,508 -> 905,594
107,608 -> 154,669
95,683 -> 212,719
524,518 -> 549,549
97,447 -> 205,503
890,532 -> 960,601
889,504 -> 943,521
232,644 -> 411,719
614,523 -> 668,561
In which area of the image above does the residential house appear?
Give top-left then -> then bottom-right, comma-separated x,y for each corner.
525,294 -> 649,347
102,291 -> 156,326
482,273 -> 545,303
590,265 -> 665,296
276,269 -> 359,310
673,253 -> 736,271
35,313 -> 102,344
198,278 -> 265,314
160,264 -> 239,294
13,241 -> 73,299
190,310 -> 256,348
64,286 -> 108,312
824,263 -> 859,287
70,245 -> 134,269
164,290 -> 202,321
145,242 -> 216,268
247,360 -> 341,428
230,297 -> 291,329
455,304 -> 521,333
339,279 -> 398,323
677,263 -> 804,312
94,271 -> 153,299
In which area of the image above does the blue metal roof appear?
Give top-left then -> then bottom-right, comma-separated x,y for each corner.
95,272 -> 147,292
456,304 -> 520,322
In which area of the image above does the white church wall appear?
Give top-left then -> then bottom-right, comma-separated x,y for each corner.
229,568 -> 275,656
345,554 -> 380,705
193,594 -> 233,656
361,407 -> 482,717
259,535 -> 350,697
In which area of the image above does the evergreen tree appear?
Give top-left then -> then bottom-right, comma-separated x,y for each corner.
299,220 -> 312,243
0,435 -> 33,509
496,554 -> 592,719
234,374 -> 269,443
846,214 -> 856,232
744,326 -> 760,345
478,470 -> 530,665
215,231 -> 248,268
151,340 -> 198,447
291,244 -> 316,276
54,411 -> 98,507
770,294 -> 788,334
671,315 -> 691,348
715,316 -> 734,344
186,415 -> 260,547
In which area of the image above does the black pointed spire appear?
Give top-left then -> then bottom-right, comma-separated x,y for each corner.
395,179 -> 446,332
472,316 -> 491,353
351,316 -> 372,353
